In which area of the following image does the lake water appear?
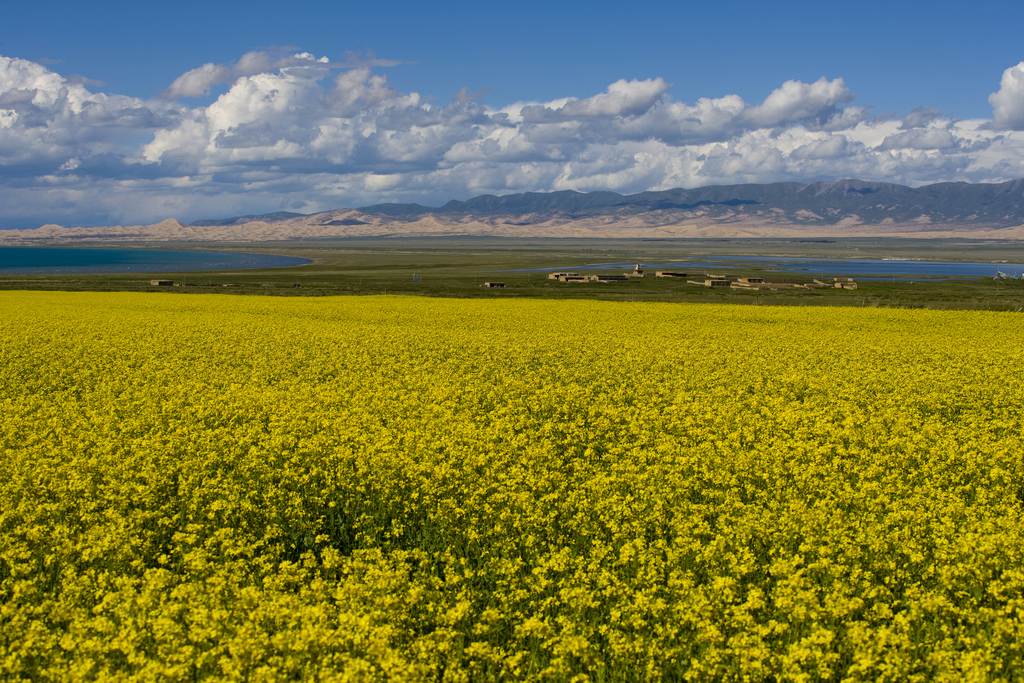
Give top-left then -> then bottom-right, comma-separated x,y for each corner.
0,247 -> 310,275
508,256 -> 1024,278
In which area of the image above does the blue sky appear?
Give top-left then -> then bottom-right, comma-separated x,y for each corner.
1,0 -> 1023,228
7,0 -> 1023,116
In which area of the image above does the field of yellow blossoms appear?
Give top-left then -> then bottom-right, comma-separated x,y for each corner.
2,291 -> 1024,681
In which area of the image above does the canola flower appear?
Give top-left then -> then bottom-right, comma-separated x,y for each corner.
1,290 -> 1023,682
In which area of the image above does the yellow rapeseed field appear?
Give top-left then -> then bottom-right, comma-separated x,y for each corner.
2,291 -> 1024,682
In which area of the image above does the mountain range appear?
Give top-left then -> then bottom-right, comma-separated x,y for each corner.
194,178 -> 1024,229
6,178 -> 1024,243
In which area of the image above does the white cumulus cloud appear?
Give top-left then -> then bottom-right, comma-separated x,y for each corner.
0,52 -> 1023,229
744,77 -> 855,128
990,62 -> 1024,131
0,55 -> 179,177
560,78 -> 671,117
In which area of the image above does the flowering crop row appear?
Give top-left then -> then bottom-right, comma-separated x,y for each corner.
2,291 -> 1023,681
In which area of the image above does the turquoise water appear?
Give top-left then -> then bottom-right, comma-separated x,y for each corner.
0,247 -> 309,274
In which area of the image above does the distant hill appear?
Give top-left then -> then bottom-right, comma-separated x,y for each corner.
118,177 -> 1024,242
190,211 -> 308,226
345,179 -> 1024,227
